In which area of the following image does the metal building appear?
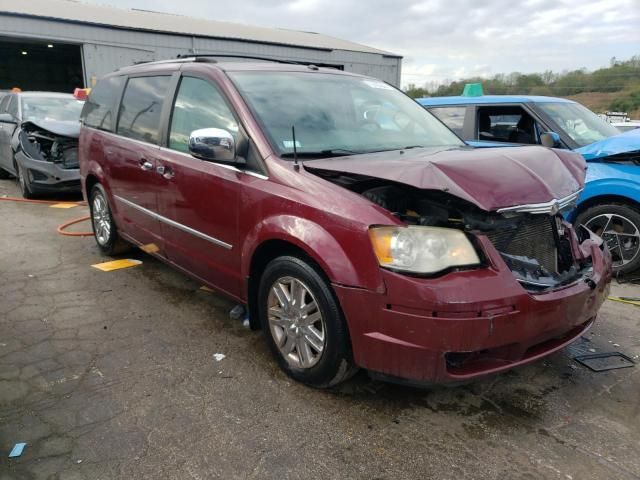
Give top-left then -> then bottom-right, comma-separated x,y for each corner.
0,0 -> 402,92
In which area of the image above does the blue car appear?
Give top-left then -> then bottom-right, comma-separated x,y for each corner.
418,94 -> 640,274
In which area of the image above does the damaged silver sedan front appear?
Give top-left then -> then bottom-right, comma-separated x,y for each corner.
14,120 -> 81,198
0,91 -> 83,198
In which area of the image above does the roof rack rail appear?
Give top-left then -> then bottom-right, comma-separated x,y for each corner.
176,53 -> 306,65
124,57 -> 196,68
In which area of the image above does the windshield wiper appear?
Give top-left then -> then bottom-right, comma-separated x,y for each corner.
281,148 -> 364,159
363,145 -> 425,154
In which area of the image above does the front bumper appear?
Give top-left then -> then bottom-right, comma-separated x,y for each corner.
16,151 -> 81,193
334,236 -> 612,384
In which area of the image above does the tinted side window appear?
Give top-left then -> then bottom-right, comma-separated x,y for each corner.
168,77 -> 239,153
477,106 -> 540,145
430,107 -> 466,135
117,76 -> 171,144
82,76 -> 126,131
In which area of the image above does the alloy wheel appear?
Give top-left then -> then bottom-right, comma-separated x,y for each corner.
92,192 -> 112,246
267,276 -> 326,369
584,213 -> 640,269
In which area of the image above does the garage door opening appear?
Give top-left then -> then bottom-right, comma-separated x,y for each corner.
0,37 -> 83,93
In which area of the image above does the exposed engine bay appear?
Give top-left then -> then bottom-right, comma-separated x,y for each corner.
310,168 -> 593,291
19,121 -> 79,170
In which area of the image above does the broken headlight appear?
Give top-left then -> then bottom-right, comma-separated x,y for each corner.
368,226 -> 480,274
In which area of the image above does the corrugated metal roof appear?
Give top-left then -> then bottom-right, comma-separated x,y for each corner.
0,0 -> 400,57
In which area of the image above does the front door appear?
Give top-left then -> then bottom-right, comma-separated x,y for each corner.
108,75 -> 173,255
155,75 -> 243,298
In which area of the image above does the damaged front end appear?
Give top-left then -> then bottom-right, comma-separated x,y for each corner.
15,120 -> 81,193
309,168 -> 601,292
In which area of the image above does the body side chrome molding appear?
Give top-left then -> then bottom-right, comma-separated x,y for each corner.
497,189 -> 583,215
114,195 -> 233,250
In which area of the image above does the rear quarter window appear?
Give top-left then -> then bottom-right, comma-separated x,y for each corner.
429,106 -> 466,135
82,76 -> 126,132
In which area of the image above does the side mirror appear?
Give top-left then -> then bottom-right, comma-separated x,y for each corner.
0,113 -> 16,124
540,131 -> 562,148
188,128 -> 235,162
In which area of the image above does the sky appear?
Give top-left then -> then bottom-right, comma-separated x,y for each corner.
86,0 -> 640,87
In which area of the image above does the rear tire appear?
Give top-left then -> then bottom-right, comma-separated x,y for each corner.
575,203 -> 640,275
89,183 -> 130,256
0,168 -> 12,179
258,255 -> 357,388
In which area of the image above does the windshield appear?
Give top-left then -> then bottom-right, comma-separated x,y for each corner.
229,71 -> 464,156
21,96 -> 84,122
537,102 -> 621,148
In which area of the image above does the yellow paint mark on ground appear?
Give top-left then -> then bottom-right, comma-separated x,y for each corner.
140,243 -> 160,254
50,203 -> 78,209
91,259 -> 142,272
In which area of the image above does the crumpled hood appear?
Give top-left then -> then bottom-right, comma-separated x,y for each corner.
575,128 -> 640,160
21,119 -> 80,139
305,145 -> 586,212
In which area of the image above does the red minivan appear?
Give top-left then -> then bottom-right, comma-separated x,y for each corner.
79,58 -> 611,387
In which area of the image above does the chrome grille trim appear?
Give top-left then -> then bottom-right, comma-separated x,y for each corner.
496,190 -> 582,215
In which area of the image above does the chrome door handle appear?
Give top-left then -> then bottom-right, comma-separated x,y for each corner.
140,160 -> 153,171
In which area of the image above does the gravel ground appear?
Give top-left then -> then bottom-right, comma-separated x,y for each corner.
1,178 -> 639,480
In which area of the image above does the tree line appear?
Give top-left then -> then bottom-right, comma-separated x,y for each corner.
404,55 -> 640,113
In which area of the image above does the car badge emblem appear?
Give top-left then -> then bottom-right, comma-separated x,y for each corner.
550,200 -> 560,215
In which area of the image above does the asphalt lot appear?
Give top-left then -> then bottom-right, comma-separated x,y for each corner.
1,178 -> 639,480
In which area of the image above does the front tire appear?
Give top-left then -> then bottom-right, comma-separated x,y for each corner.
89,183 -> 129,256
575,203 -> 640,275
16,161 -> 35,199
258,255 -> 357,388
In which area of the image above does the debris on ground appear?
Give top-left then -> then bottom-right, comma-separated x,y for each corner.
213,353 -> 226,362
615,274 -> 640,286
139,243 -> 160,254
91,259 -> 142,272
229,305 -> 245,320
9,443 -> 27,458
574,352 -> 635,372
49,203 -> 77,209
199,285 -> 215,293
229,305 -> 251,328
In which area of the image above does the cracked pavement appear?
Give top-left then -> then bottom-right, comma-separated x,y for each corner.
1,179 -> 639,480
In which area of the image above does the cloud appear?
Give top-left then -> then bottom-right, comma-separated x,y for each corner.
85,0 -> 640,87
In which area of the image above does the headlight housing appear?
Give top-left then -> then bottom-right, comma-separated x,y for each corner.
368,226 -> 481,275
